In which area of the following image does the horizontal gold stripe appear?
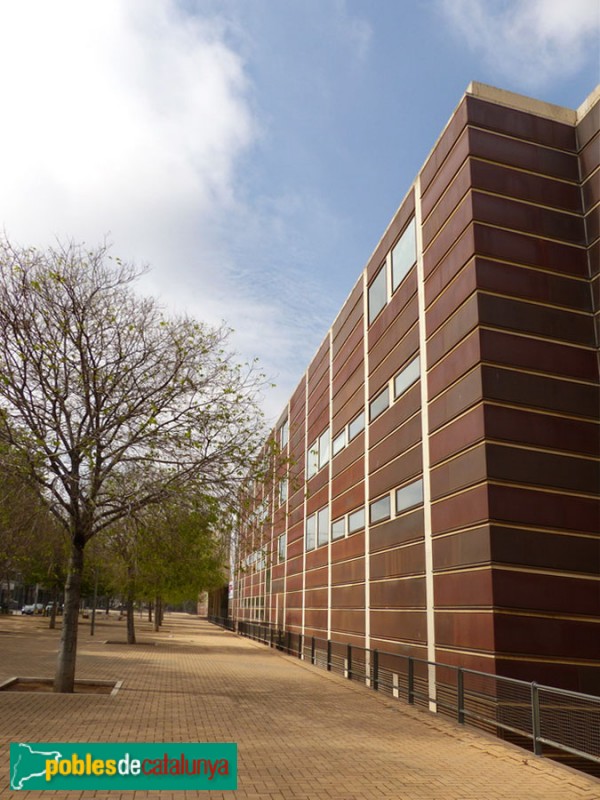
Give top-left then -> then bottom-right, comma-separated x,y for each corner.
468,125 -> 579,161
483,400 -> 600,426
478,288 -> 595,320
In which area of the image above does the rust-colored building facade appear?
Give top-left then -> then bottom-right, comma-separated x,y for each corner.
233,83 -> 600,694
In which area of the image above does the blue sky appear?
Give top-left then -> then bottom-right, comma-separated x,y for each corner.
0,0 -> 598,421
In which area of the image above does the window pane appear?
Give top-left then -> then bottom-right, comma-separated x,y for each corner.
279,478 -> 288,505
318,428 -> 330,469
307,441 -> 318,478
278,533 -> 287,562
396,479 -> 424,512
332,430 -> 346,456
394,355 -> 420,399
370,495 -> 391,524
279,419 -> 289,448
317,506 -> 329,546
392,218 -> 416,291
305,515 -> 316,551
348,508 -> 365,532
368,266 -> 387,324
369,386 -> 389,421
331,517 -> 346,540
348,411 -> 365,440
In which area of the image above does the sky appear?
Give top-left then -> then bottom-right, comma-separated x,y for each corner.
0,0 -> 598,423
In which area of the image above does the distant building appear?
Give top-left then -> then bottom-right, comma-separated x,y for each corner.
232,83 -> 600,694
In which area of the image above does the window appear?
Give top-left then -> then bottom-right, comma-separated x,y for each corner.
370,495 -> 391,524
348,411 -> 365,440
317,506 -> 330,546
395,479 -> 424,513
305,514 -> 316,551
394,355 -> 420,399
279,478 -> 288,506
279,419 -> 289,448
348,507 -> 365,533
318,428 -> 330,470
391,218 -> 416,291
331,517 -> 346,540
307,440 -> 318,479
332,430 -> 346,456
278,533 -> 287,563
369,386 -> 389,421
368,265 -> 387,324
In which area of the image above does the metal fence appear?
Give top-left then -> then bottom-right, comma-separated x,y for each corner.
208,616 -> 600,771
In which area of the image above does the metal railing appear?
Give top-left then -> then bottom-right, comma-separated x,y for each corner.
207,616 -> 600,771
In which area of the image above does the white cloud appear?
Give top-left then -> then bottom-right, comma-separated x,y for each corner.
439,0 -> 600,89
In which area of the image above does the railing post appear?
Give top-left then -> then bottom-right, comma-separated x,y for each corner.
347,644 -> 352,680
531,682 -> 542,756
457,668 -> 465,724
286,630 -> 291,653
298,633 -> 303,659
270,626 -> 273,648
408,657 -> 415,704
311,636 -> 315,665
327,640 -> 332,671
373,649 -> 379,691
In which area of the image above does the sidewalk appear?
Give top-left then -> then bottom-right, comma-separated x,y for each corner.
0,613 -> 598,799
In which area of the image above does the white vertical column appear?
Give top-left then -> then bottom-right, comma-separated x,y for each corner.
362,271 -> 371,654
301,373 -> 308,640
327,330 -> 333,639
414,175 -> 437,711
282,400 -> 291,629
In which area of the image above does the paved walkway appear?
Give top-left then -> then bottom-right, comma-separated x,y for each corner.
0,613 -> 597,799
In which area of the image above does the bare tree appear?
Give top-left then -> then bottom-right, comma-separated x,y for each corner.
0,239 -> 267,691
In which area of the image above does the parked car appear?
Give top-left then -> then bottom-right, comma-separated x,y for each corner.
21,603 -> 44,615
45,602 -> 63,615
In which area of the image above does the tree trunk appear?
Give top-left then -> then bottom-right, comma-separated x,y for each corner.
48,585 -> 59,630
54,541 -> 84,692
153,595 -> 160,632
148,602 -> 153,623
126,569 -> 136,644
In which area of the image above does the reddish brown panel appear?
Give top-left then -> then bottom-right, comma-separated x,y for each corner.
494,614 -> 600,659
430,444 -> 487,501
373,639 -> 428,659
329,630 -> 367,648
434,568 -> 494,608
466,95 -> 577,151
579,131 -> 600,181
586,203 -> 599,244
472,191 -> 586,246
421,127 -> 471,223
420,98 -> 469,196
581,169 -> 600,213
490,526 -> 600,574
331,434 -> 364,476
369,293 -> 419,370
332,334 -> 363,397
332,360 -> 363,412
473,223 -> 588,276
481,365 -> 600,419
331,584 -> 365,608
425,234 -> 476,320
429,404 -> 485,466
434,647 -> 497,674
431,483 -> 489,534
331,481 -> 364,520
370,413 -> 421,471
306,481 -> 328,516
369,447 -> 422,499
305,565 -> 328,588
370,610 -> 428,644
369,334 -> 419,396
306,548 -> 328,572
427,293 -> 479,368
468,127 -> 579,182
304,610 -> 328,631
484,404 -> 599,456
423,193 -> 473,278
331,533 -> 365,562
426,258 -> 477,336
332,280 -> 363,353
479,293 -> 594,345
475,258 -> 592,311
370,576 -> 426,609
428,366 -> 483,432
369,384 -> 420,449
330,609 -> 366,635
576,97 -> 600,150
331,457 -> 364,497
285,573 -> 303,592
370,543 -> 425,580
432,526 -> 491,570
427,329 -> 481,400
486,442 -> 600,494
369,509 -> 424,552
286,536 -> 303,561
488,484 -> 600,533
435,610 -> 495,651
332,381 -> 364,432
332,557 -> 365,585
308,336 -> 330,384
470,159 -> 582,213
422,160 -> 471,249
496,658 -> 599,694
492,569 -> 600,615
304,588 -> 328,608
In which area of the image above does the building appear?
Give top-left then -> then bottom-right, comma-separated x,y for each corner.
233,82 -> 600,694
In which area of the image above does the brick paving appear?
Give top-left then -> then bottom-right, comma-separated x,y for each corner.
0,613 -> 598,799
